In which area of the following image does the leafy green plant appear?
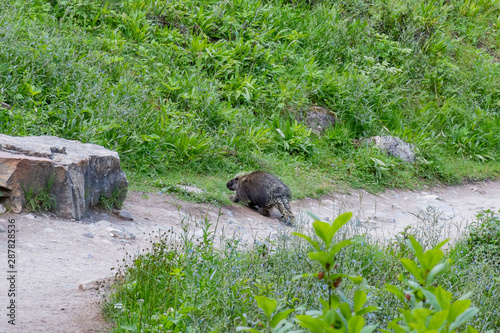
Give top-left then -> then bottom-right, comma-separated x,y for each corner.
271,117 -> 314,157
236,295 -> 295,333
162,130 -> 212,164
446,123 -> 496,162
239,212 -> 378,332
384,236 -> 491,333
465,209 -> 500,263
292,212 -> 377,333
22,174 -> 57,213
95,188 -> 126,212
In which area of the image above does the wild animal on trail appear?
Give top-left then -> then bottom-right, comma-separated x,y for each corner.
226,171 -> 295,225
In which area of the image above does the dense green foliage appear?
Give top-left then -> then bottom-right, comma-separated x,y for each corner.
1,0 -> 499,195
104,211 -> 499,332
465,209 -> 500,261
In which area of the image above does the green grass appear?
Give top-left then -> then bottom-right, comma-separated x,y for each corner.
1,0 -> 499,201
22,173 -> 57,213
103,210 -> 500,332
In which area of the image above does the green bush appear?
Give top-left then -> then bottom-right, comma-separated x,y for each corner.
465,209 -> 500,263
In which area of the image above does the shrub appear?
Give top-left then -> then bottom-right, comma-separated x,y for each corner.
466,209 -> 500,263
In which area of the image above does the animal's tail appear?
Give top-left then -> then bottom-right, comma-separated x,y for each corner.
275,197 -> 295,226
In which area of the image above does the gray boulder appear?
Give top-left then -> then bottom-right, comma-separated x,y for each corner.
300,106 -> 337,135
364,136 -> 416,162
0,135 -> 128,220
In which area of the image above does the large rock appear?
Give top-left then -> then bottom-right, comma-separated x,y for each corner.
364,135 -> 416,162
300,106 -> 337,135
0,135 -> 128,220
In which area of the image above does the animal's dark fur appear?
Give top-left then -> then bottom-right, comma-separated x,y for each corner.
226,171 -> 295,225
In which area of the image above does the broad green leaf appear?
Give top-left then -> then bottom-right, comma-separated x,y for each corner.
305,309 -> 324,316
435,286 -> 452,310
360,325 -> 378,333
255,296 -> 277,318
434,238 -> 449,251
347,275 -> 363,284
422,289 -> 440,310
331,212 -> 353,235
465,326 -> 479,333
407,236 -> 424,261
385,284 -> 405,302
412,309 -> 434,329
325,308 -> 336,325
449,307 -> 479,331
421,249 -> 444,272
336,305 -> 350,329
458,292 -> 472,300
448,299 -> 471,323
293,273 -> 318,281
296,315 -> 335,332
353,290 -> 367,313
320,298 -> 330,312
426,262 -> 447,285
348,315 -> 365,333
329,239 -> 353,258
330,273 -> 363,285
292,232 -> 320,251
236,327 -> 260,333
428,310 -> 448,329
308,251 -> 331,270
356,306 -> 378,316
338,289 -> 350,304
407,280 -> 422,290
401,259 -> 424,284
271,319 -> 294,333
388,317 -> 407,333
339,302 -> 352,320
313,220 -> 334,248
270,309 -> 294,328
306,210 -> 323,222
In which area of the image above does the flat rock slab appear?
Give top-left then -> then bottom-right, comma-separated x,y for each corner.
0,135 -> 128,220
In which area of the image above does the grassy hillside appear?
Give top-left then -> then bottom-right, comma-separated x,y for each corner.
1,0 -> 499,199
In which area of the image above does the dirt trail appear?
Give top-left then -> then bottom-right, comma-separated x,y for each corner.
0,180 -> 499,333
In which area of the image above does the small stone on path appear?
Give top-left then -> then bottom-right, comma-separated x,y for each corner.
113,209 -> 134,220
78,277 -> 114,291
177,185 -> 204,194
107,227 -> 135,240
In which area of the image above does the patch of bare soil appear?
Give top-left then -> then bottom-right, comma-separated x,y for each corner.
0,181 -> 499,332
